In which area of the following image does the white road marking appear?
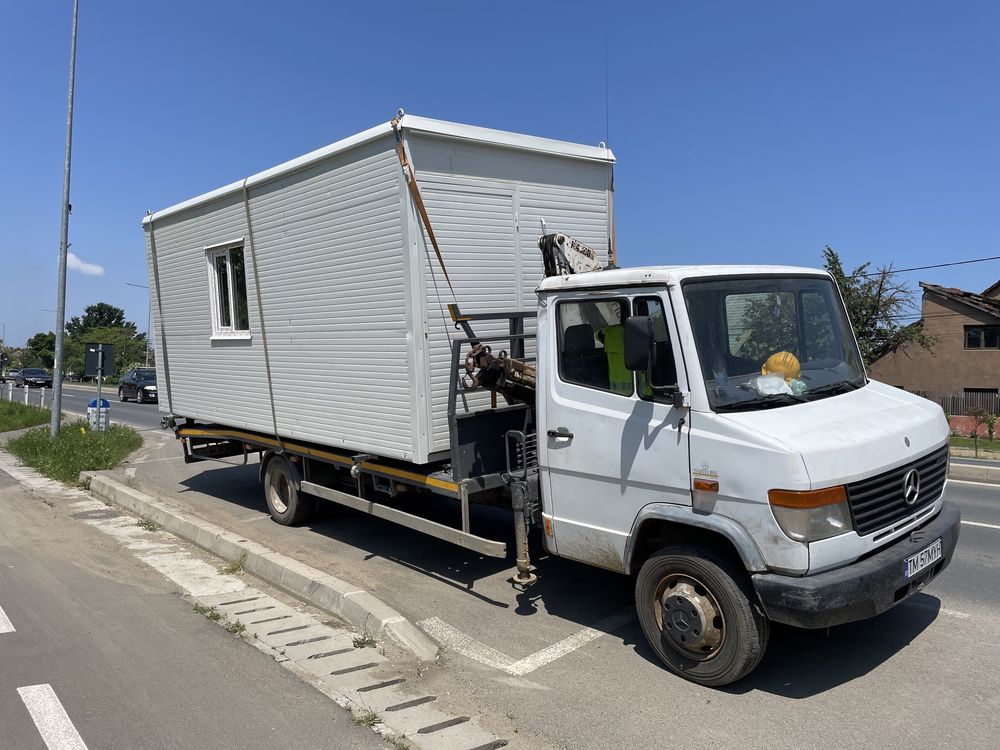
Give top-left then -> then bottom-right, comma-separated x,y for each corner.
125,456 -> 184,465
962,520 -> 1000,531
949,478 -> 1000,488
0,603 -> 14,633
419,610 -> 635,676
941,608 -> 972,620
17,684 -> 89,750
906,599 -> 972,620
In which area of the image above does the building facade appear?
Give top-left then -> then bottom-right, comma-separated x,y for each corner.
869,281 -> 1000,410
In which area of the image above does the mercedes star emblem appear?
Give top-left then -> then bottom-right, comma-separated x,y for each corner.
902,468 -> 921,506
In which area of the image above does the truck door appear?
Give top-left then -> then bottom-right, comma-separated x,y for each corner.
538,290 -> 690,572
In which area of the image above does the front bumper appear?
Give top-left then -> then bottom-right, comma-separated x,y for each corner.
752,501 -> 961,629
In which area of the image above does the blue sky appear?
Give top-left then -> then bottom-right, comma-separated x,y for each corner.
1,0 -> 997,346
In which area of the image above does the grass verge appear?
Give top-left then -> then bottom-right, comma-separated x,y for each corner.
0,401 -> 51,433
950,435 -> 1000,453
5,420 -> 142,483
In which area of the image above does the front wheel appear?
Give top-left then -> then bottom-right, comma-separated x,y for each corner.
262,454 -> 315,526
635,544 -> 769,687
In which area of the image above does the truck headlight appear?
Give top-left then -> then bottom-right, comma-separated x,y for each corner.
768,486 -> 852,543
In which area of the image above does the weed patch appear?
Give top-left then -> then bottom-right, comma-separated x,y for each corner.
220,551 -> 248,575
225,620 -> 246,635
353,632 -> 377,649
0,401 -> 50,433
352,710 -> 380,728
193,604 -> 223,621
137,516 -> 160,532
5,420 -> 141,483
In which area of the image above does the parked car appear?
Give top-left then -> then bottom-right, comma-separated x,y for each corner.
118,368 -> 158,403
16,368 -> 53,388
5,369 -> 21,383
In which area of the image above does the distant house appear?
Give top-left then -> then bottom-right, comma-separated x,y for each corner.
868,280 -> 1000,412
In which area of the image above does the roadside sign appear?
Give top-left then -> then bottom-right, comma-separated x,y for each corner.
84,343 -> 115,379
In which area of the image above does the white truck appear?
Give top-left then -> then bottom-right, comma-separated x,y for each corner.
145,114 -> 960,686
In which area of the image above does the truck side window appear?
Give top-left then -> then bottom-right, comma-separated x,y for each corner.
556,299 -> 632,396
635,296 -> 678,400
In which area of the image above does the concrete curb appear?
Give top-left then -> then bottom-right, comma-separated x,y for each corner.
80,472 -> 439,662
949,462 -> 1000,485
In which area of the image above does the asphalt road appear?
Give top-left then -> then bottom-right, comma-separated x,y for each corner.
103,443 -> 1000,750
0,470 -> 382,750
2,382 -> 164,432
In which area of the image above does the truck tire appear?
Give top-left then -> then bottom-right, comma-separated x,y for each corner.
263,455 -> 315,526
635,544 -> 768,687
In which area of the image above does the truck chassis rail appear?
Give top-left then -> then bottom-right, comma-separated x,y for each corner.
174,423 -> 511,559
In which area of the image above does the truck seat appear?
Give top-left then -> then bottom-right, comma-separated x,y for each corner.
562,324 -> 610,390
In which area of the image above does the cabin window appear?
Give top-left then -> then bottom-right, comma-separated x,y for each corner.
207,243 -> 250,337
556,298 -> 633,396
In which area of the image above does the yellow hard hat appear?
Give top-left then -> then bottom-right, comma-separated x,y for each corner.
761,351 -> 800,382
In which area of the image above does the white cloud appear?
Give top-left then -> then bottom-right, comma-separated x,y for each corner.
67,252 -> 105,276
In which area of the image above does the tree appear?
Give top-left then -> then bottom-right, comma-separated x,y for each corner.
66,303 -> 128,338
83,326 -> 147,376
24,331 -> 56,368
823,247 -> 936,365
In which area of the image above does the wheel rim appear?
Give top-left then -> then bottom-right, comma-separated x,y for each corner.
652,573 -> 725,661
268,470 -> 290,514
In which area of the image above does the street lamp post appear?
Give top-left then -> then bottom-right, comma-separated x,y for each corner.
125,282 -> 150,367
50,0 -> 80,438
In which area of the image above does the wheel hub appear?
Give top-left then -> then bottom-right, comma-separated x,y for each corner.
658,578 -> 723,657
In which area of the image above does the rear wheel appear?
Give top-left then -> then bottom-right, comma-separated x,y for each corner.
635,544 -> 769,687
263,454 -> 315,525
118,388 -> 128,402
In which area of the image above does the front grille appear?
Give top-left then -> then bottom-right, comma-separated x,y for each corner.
846,445 -> 948,537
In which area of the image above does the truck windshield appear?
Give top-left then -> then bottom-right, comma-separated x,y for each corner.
683,276 -> 865,412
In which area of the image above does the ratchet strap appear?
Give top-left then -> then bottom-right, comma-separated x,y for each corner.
391,117 -> 456,297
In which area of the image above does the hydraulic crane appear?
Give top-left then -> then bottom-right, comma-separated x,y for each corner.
458,233 -> 604,405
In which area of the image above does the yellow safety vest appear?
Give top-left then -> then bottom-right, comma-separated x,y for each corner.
599,325 -> 632,395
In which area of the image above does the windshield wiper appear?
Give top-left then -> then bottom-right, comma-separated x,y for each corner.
804,380 -> 864,399
714,393 -> 808,412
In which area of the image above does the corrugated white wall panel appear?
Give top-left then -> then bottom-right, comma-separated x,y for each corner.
145,194 -> 274,433
248,137 -> 416,459
146,126 -> 610,464
407,135 -> 612,454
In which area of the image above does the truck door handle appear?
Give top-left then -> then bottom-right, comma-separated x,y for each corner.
547,429 -> 574,439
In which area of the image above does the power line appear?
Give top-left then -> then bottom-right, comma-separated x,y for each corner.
851,254 -> 1000,278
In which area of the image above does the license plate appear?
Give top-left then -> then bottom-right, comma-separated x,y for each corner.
904,538 -> 942,579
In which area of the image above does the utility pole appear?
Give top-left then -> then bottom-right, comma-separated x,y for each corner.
50,0 -> 79,437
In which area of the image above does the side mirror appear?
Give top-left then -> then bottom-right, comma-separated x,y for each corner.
623,316 -> 653,372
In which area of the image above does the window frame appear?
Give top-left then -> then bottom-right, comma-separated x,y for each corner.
205,239 -> 251,340
555,296 -> 633,397
964,325 -> 1000,350
633,294 -> 680,403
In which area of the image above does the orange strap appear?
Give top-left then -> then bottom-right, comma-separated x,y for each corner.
391,118 -> 456,297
